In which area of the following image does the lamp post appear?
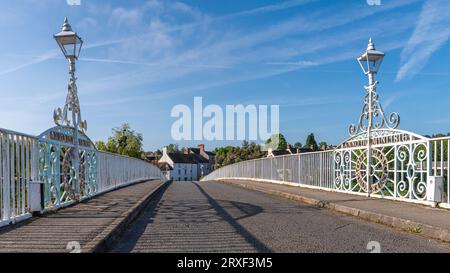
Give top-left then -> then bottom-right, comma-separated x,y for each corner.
53,18 -> 87,198
347,38 -> 400,196
358,38 -> 384,196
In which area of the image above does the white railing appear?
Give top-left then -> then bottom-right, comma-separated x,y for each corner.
0,129 -> 39,227
203,151 -> 335,190
430,137 -> 450,205
204,137 -> 450,207
97,151 -> 164,193
0,127 -> 165,227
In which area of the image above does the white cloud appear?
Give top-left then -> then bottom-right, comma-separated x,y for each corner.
111,7 -> 142,26
396,0 -> 450,81
77,17 -> 98,30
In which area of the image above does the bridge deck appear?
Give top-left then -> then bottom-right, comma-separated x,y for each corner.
216,179 -> 450,243
0,180 -> 165,253
110,181 -> 450,253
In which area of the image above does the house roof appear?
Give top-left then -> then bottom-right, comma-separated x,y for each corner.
167,152 -> 209,164
190,153 -> 209,164
189,148 -> 200,154
298,147 -> 314,153
271,150 -> 291,156
168,152 -> 196,164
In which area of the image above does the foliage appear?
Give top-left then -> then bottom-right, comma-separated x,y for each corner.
214,141 -> 266,169
265,133 -> 288,150
167,143 -> 179,153
294,142 -> 302,149
318,141 -> 328,148
305,133 -> 318,150
95,123 -> 143,158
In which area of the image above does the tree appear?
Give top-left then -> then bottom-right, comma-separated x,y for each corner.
305,133 -> 318,150
96,123 -> 144,158
213,141 -> 266,169
95,140 -> 107,151
318,141 -> 328,148
294,142 -> 302,149
265,133 -> 288,150
167,144 -> 179,153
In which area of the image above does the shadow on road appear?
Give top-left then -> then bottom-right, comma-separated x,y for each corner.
191,182 -> 272,252
110,181 -> 272,253
108,181 -> 172,252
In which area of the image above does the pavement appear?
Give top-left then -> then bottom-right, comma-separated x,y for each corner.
110,181 -> 450,253
216,179 -> 450,244
0,179 -> 167,253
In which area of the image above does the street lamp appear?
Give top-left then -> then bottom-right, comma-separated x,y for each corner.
54,17 -> 83,61
349,38 -> 399,136
53,18 -> 87,199
349,38 -> 400,196
357,38 -> 385,79
53,17 -> 87,132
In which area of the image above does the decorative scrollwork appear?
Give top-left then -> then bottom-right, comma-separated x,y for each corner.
61,147 -> 78,201
54,65 -> 87,132
355,148 -> 389,193
349,81 -> 400,136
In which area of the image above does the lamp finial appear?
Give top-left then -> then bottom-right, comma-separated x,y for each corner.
62,17 -> 72,32
367,38 -> 375,51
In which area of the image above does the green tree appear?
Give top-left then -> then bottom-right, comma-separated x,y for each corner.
96,123 -> 144,158
305,133 -> 318,150
265,133 -> 288,150
318,141 -> 328,148
95,140 -> 107,151
213,141 -> 266,169
294,142 -> 302,149
167,144 -> 179,153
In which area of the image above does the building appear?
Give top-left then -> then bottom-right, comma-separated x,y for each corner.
142,150 -> 162,165
157,162 -> 173,181
266,144 -> 303,158
158,144 -> 215,181
184,144 -> 215,177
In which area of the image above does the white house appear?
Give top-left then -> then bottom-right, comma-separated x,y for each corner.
158,145 -> 215,181
159,147 -> 198,181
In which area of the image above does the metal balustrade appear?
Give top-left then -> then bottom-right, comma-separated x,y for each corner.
0,129 -> 39,227
0,127 -> 165,227
203,151 -> 335,190
203,137 -> 450,208
430,137 -> 450,205
97,151 -> 164,193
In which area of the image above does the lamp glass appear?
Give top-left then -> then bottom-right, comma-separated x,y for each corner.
54,33 -> 83,59
358,53 -> 384,74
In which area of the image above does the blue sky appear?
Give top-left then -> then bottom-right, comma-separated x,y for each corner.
0,0 -> 449,151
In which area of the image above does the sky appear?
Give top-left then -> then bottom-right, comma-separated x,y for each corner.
0,0 -> 449,151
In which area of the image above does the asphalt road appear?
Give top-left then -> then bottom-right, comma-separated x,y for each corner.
110,181 -> 450,253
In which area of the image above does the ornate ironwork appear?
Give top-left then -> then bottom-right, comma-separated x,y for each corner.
53,18 -> 87,132
335,39 -> 430,201
334,131 -> 429,200
39,126 -> 98,208
349,39 -> 400,136
53,60 -> 87,132
349,81 -> 400,136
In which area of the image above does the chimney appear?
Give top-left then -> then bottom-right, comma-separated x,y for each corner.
198,144 -> 205,153
162,146 -> 168,156
184,147 -> 189,154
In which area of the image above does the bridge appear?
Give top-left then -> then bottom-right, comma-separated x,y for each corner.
2,177 -> 450,253
1,21 -> 450,253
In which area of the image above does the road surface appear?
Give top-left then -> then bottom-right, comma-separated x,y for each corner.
110,181 -> 450,253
